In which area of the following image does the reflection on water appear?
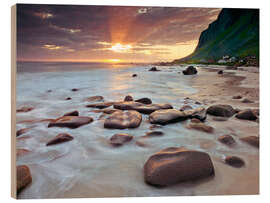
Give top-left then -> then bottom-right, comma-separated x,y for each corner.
16,63 -> 258,198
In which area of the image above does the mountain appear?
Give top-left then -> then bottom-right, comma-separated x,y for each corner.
174,8 -> 259,64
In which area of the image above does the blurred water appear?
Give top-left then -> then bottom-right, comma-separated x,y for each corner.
16,62 -> 259,198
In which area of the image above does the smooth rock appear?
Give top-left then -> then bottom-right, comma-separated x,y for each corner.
104,110 -> 142,129
218,135 -> 236,146
207,104 -> 235,117
63,110 -> 79,117
48,116 -> 93,129
187,122 -> 214,133
144,147 -> 214,186
143,131 -> 164,138
46,133 -> 74,146
149,109 -> 187,125
183,107 -> 207,121
124,95 -> 133,101
240,136 -> 259,148
182,66 -> 197,75
86,102 -> 115,109
225,156 -> 245,168
110,133 -> 133,146
84,96 -> 104,102
135,98 -> 152,104
236,109 -> 258,120
16,107 -> 34,113
17,165 -> 32,193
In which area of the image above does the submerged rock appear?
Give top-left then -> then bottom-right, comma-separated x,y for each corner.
46,133 -> 74,146
218,135 -> 236,146
207,104 -> 235,117
17,165 -> 32,193
187,122 -> 214,133
84,96 -> 104,102
182,66 -> 197,75
16,107 -> 34,113
110,133 -> 133,146
143,131 -> 164,138
232,95 -> 242,99
86,102 -> 116,109
63,110 -> 79,117
242,98 -> 254,103
104,110 -> 142,129
65,97 -> 72,100
240,136 -> 259,148
48,116 -> 93,129
132,74 -> 137,77
71,88 -> 79,91
144,147 -> 214,186
236,109 -> 258,120
124,95 -> 133,101
149,109 -> 187,125
225,156 -> 245,168
135,98 -> 152,104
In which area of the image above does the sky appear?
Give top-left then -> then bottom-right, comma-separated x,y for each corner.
17,4 -> 221,63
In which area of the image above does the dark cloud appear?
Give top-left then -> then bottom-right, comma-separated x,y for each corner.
16,4 -> 221,62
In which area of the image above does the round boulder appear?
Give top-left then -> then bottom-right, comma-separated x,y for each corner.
110,133 -> 133,146
48,116 -> 93,129
144,147 -> 215,186
149,109 -> 187,125
236,109 -> 258,121
206,104 -> 235,117
218,135 -> 236,146
225,156 -> 245,168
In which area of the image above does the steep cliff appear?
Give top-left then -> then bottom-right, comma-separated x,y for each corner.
176,8 -> 259,63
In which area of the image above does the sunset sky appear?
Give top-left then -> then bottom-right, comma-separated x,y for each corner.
17,4 -> 221,63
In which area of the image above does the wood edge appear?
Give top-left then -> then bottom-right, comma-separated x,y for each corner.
11,4 -> 17,199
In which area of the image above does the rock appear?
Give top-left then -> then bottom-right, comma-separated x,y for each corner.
195,101 -> 201,105
17,165 -> 32,193
124,95 -> 133,101
236,109 -> 258,121
16,149 -> 31,156
135,98 -> 152,104
190,118 -> 201,123
207,104 -> 235,117
242,98 -> 254,103
104,110 -> 142,129
63,110 -> 79,117
16,107 -> 34,113
218,135 -> 236,146
143,131 -> 164,138
48,116 -> 93,129
84,96 -> 104,102
225,156 -> 245,168
47,90 -> 52,93
217,70 -> 223,74
110,133 -> 133,146
132,74 -> 137,77
149,124 -> 163,130
149,67 -> 160,71
212,117 -> 228,121
135,140 -> 148,147
149,109 -> 187,125
183,107 -> 207,121
86,102 -> 115,109
232,95 -> 242,99
187,122 -> 214,133
182,66 -> 197,75
46,133 -> 74,146
65,97 -> 72,100
234,108 -> 241,113
71,88 -> 79,91
144,147 -> 214,186
180,105 -> 193,111
114,101 -> 172,114
16,128 -> 31,137
240,136 -> 259,148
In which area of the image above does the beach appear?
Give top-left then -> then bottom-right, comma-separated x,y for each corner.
16,62 -> 259,198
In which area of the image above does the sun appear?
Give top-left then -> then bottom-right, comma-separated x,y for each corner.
109,43 -> 132,53
104,59 -> 121,63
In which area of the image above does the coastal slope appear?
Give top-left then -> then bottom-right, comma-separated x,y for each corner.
174,8 -> 259,63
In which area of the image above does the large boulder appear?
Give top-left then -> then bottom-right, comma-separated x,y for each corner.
48,116 -> 93,129
114,101 -> 172,114
46,133 -> 74,146
110,133 -> 133,146
149,109 -> 187,125
236,109 -> 258,121
144,147 -> 214,186
17,165 -> 32,193
104,110 -> 142,129
240,136 -> 259,148
206,104 -> 235,117
182,66 -> 197,75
